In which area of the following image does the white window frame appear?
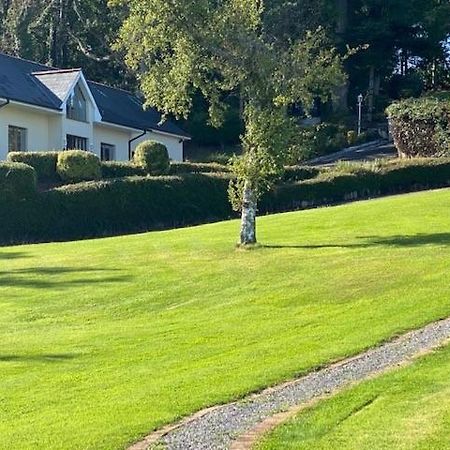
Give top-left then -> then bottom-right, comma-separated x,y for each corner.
8,125 -> 27,152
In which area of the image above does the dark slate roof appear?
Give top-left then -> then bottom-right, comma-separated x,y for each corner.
88,81 -> 190,138
0,53 -> 61,110
0,52 -> 190,138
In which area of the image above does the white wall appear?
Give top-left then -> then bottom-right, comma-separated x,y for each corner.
93,125 -> 130,161
131,130 -> 184,162
0,102 -> 185,162
0,103 -> 59,159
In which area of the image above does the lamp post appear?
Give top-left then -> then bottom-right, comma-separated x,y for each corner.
357,93 -> 363,136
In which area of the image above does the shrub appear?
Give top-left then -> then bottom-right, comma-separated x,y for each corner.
101,161 -> 147,179
170,161 -> 230,175
134,141 -> 170,175
39,174 -> 233,242
347,130 -> 357,146
56,151 -> 101,182
282,165 -> 320,182
0,162 -> 36,199
261,158 -> 450,213
7,151 -> 60,182
386,97 -> 450,158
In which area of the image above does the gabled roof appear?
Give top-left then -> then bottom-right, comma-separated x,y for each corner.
0,52 -> 190,139
0,53 -> 61,110
33,69 -> 81,102
88,81 -> 190,138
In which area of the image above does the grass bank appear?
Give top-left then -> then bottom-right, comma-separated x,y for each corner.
257,343 -> 450,450
2,189 -> 450,449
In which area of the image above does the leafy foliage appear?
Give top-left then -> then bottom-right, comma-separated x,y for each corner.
56,151 -> 101,182
133,140 -> 170,175
116,0 -> 345,242
0,161 -> 36,199
386,97 -> 450,157
7,151 -> 59,182
100,161 -> 146,179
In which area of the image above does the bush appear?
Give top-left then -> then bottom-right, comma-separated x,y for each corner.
386,97 -> 450,158
44,174 -> 233,240
56,151 -> 101,182
7,151 -> 59,182
170,161 -> 230,175
0,162 -> 36,199
134,141 -> 170,175
261,158 -> 450,213
282,165 -> 320,182
5,157 -> 450,245
101,161 -> 147,179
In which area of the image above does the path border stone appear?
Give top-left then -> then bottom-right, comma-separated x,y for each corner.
129,317 -> 450,450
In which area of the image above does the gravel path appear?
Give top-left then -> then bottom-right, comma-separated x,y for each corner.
130,318 -> 450,450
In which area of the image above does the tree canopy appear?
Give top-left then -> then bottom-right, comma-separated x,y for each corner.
116,0 -> 345,244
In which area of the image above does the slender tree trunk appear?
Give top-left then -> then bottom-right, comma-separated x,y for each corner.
240,180 -> 257,245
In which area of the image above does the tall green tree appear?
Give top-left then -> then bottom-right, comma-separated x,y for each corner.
0,0 -> 133,87
116,0 -> 344,245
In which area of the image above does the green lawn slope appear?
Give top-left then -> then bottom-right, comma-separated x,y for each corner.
2,189 -> 450,449
257,343 -> 450,450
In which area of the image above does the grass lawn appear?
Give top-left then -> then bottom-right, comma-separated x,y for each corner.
2,189 -> 450,449
257,343 -> 450,450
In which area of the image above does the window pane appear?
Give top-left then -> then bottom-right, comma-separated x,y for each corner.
66,84 -> 87,122
101,143 -> 115,161
8,126 -> 27,152
67,135 -> 88,151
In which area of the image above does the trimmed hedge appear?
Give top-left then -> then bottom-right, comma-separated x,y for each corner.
7,151 -> 59,182
261,158 -> 450,212
57,151 -> 102,182
0,162 -> 36,199
0,174 -> 233,244
4,158 -> 450,245
101,161 -> 147,178
134,141 -> 170,175
386,97 -> 450,158
169,161 -> 230,175
282,165 -> 320,182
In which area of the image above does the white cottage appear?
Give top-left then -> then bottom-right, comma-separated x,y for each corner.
0,53 -> 190,162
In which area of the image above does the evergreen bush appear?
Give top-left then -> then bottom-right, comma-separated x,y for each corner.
0,161 -> 36,199
7,151 -> 60,181
57,151 -> 101,182
133,141 -> 170,175
386,97 -> 450,158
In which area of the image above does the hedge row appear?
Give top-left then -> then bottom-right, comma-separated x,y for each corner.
261,158 -> 450,212
0,174 -> 233,244
169,161 -> 230,174
0,162 -> 36,199
3,158 -> 450,245
7,151 -> 230,182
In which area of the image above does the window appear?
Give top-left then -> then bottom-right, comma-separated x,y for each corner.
66,84 -> 87,122
66,134 -> 88,151
8,126 -> 27,152
101,143 -> 115,161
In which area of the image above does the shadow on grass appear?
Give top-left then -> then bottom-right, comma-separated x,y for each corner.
0,267 -> 131,289
0,252 -> 30,260
0,353 -> 78,363
264,232 -> 450,250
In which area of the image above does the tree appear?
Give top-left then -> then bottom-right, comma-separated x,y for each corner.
116,0 -> 344,245
0,0 -> 133,87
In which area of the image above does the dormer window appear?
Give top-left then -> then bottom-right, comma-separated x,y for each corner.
66,84 -> 87,121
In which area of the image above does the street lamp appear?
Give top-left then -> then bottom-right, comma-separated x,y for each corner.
357,93 -> 363,136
